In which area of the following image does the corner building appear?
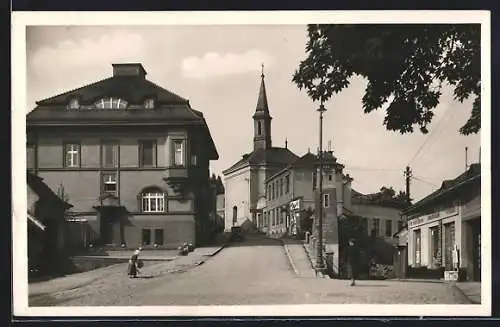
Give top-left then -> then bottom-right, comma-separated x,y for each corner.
26,63 -> 219,249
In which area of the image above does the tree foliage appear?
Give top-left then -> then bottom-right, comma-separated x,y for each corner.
292,24 -> 481,135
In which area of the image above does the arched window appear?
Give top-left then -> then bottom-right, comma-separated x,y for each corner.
140,187 -> 166,213
94,97 -> 128,109
257,121 -> 262,135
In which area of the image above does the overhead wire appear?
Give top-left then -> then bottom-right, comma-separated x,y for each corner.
407,101 -> 456,167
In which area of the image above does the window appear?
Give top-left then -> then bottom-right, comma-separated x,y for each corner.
142,229 -> 151,245
139,140 -> 156,167
313,172 -> 317,190
102,173 -> 117,194
95,97 -> 128,109
414,229 -> 422,265
141,190 -> 165,213
173,140 -> 185,167
101,141 -> 118,168
27,143 -> 35,169
257,121 -> 262,135
279,178 -> 283,197
272,183 -> 275,200
285,175 -> 290,193
373,218 -> 380,237
63,142 -> 80,168
154,229 -> 164,245
328,174 -> 333,181
144,99 -> 155,109
68,98 -> 80,109
385,219 -> 392,237
323,193 -> 330,208
430,226 -> 441,266
268,185 -> 272,200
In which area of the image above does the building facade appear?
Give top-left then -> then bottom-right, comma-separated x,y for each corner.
222,70 -> 298,231
26,63 -> 219,249
404,163 -> 481,281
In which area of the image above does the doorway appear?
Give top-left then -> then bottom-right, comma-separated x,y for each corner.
471,218 -> 481,281
99,208 -> 122,245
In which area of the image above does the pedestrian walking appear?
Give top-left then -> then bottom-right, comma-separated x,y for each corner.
127,247 -> 142,278
346,238 -> 360,286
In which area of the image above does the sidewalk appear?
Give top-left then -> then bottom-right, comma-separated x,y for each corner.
454,282 -> 481,304
282,238 -> 317,278
29,235 -> 230,298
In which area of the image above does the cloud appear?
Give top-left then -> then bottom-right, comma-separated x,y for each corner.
30,31 -> 147,77
181,50 -> 274,79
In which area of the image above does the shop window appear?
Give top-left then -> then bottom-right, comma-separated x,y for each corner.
414,229 -> 421,266
373,218 -> 380,236
430,226 -> 441,266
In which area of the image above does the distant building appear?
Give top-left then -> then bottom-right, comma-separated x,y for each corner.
262,151 -> 317,236
27,172 -> 72,276
222,70 -> 298,231
26,63 -> 219,249
403,163 -> 481,281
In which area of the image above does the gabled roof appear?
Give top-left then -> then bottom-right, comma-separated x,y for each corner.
223,147 -> 299,175
264,151 -> 317,182
403,163 -> 481,215
27,172 -> 72,210
35,75 -> 188,106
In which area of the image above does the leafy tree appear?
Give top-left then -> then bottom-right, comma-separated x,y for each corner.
292,24 -> 480,135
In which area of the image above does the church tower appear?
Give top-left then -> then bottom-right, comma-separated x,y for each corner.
253,65 -> 272,151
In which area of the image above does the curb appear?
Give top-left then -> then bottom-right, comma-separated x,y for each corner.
204,243 -> 228,257
282,242 -> 300,277
449,283 -> 479,304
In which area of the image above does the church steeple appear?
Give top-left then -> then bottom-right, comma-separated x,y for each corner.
253,64 -> 272,151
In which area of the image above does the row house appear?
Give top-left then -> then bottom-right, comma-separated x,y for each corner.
403,163 -> 481,281
26,63 -> 219,249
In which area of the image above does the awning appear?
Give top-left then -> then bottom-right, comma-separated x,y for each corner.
28,213 -> 46,231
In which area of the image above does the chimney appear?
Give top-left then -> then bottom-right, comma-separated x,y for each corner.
112,63 -> 147,78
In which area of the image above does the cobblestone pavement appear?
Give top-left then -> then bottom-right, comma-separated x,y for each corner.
29,235 -> 471,306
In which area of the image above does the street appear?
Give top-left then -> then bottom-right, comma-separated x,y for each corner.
29,235 -> 471,306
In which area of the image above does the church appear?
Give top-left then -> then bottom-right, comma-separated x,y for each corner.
222,69 -> 299,231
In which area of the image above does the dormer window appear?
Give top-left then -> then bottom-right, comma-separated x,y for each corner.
68,98 -> 80,109
95,97 -> 128,109
144,98 -> 155,109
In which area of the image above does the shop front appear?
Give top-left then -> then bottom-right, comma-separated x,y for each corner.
407,206 -> 461,275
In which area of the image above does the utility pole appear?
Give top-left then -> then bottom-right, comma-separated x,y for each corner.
465,146 -> 469,171
404,166 -> 412,204
316,103 -> 327,276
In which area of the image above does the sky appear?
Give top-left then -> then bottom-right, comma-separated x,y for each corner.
25,25 -> 481,202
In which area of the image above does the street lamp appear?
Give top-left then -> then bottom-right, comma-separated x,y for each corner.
315,102 -> 327,276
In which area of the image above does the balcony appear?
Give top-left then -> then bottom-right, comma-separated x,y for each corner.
163,166 -> 188,181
